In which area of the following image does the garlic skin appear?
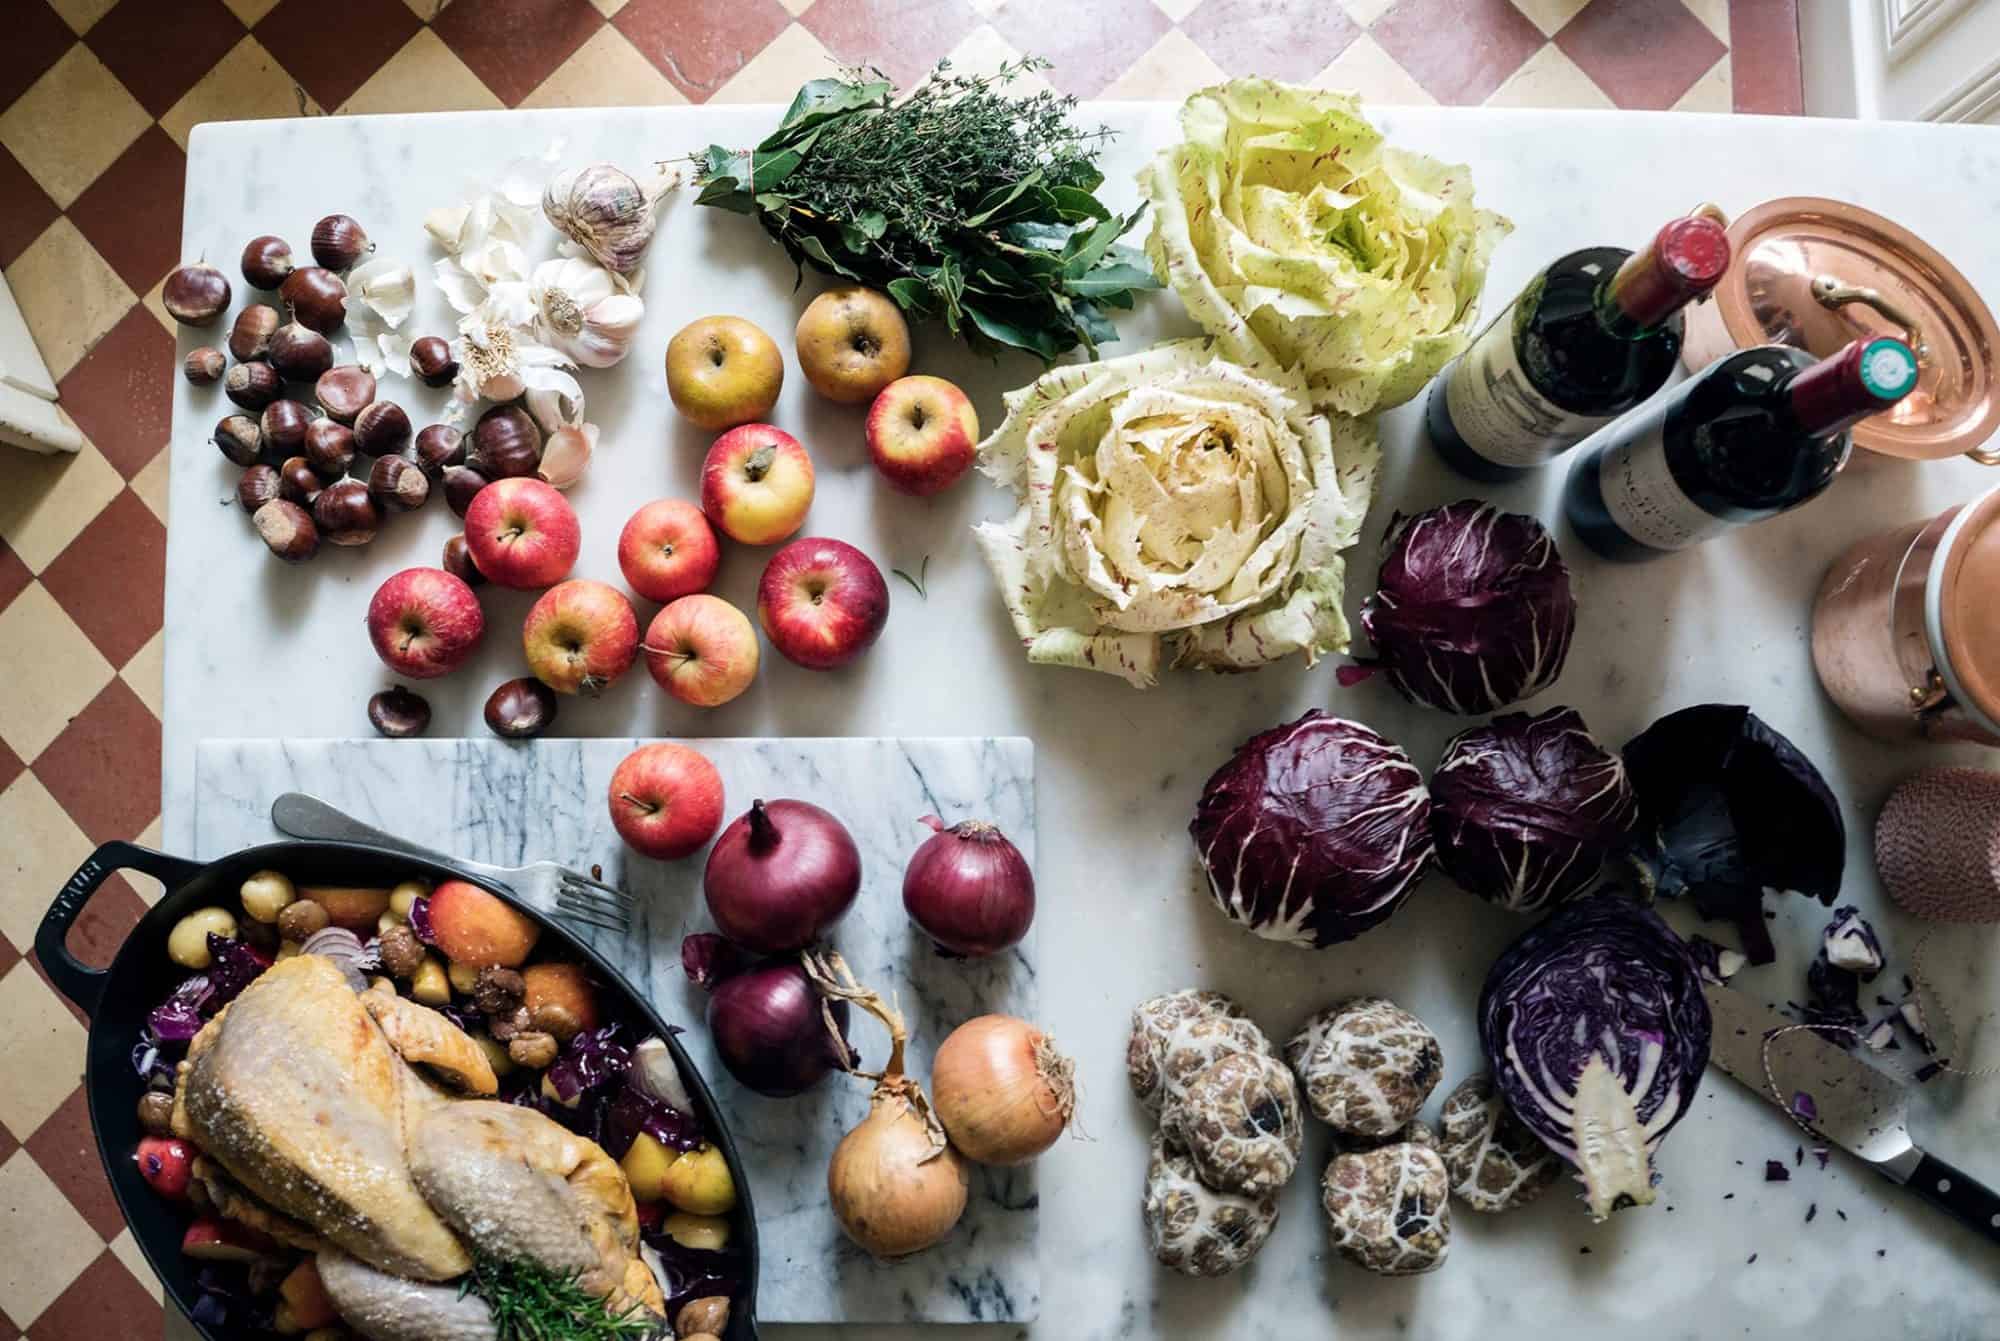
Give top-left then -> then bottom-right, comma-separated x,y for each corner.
528,256 -> 643,368
542,163 -> 676,275
344,257 -> 416,378
539,422 -> 598,490
451,315 -> 582,425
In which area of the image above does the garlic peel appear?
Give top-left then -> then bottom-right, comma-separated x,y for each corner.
539,422 -> 597,489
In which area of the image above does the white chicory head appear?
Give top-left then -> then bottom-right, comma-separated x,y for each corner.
972,338 -> 1379,688
1139,80 -> 1512,416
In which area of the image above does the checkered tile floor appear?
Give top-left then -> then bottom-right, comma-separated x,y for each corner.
0,0 -> 1798,1333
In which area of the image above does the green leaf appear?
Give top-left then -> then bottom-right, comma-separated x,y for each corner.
885,276 -> 935,313
1073,300 -> 1119,347
794,233 -> 861,280
962,170 -> 1043,227
964,302 -> 1061,361
1000,221 -> 1074,256
1049,185 -> 1110,222
751,147 -> 804,192
854,210 -> 889,240
695,176 -> 754,213
1065,259 -> 1158,298
774,77 -> 888,141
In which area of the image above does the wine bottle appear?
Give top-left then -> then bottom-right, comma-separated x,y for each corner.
1426,214 -> 1731,482
1563,337 -> 1919,562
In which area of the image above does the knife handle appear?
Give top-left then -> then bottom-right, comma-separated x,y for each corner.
1906,1151 -> 2000,1247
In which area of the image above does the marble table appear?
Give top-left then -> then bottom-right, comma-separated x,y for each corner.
163,104 -> 2000,1339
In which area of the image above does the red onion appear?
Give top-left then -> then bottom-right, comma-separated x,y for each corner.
682,933 -> 853,1097
703,799 -> 860,954
902,816 -> 1035,958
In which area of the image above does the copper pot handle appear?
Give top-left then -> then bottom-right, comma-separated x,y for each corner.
1810,275 -> 1926,359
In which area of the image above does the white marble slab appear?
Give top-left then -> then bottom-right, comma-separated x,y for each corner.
190,735 -> 1037,1325
164,105 -> 2000,1340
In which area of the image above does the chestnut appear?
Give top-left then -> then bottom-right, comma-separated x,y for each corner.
442,533 -> 485,587
367,686 -> 430,738
183,347 -> 225,386
410,336 -> 458,388
280,266 -> 347,335
252,499 -> 318,562
224,361 -> 281,411
470,405 -> 541,480
213,414 -> 262,466
236,463 -> 280,513
368,454 -> 429,512
413,423 -> 465,477
311,214 -> 372,272
302,418 -> 356,478
442,464 -> 489,517
485,677 -> 558,739
227,304 -> 280,362
269,322 -> 333,381
241,235 -> 295,290
260,399 -> 313,456
353,400 -> 411,457
315,365 -> 376,423
163,262 -> 230,326
278,455 -> 322,506
312,479 -> 381,546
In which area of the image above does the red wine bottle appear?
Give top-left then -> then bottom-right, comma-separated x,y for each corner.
1563,337 -> 1919,562
1427,214 -> 1731,482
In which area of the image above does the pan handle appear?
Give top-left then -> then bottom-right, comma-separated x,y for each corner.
37,842 -> 204,1020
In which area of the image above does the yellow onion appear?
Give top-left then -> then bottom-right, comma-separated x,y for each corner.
930,1014 -> 1074,1166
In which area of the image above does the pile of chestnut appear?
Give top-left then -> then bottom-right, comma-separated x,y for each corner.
167,215 -> 543,571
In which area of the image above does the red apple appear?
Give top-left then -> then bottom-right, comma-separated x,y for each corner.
181,1216 -> 279,1262
644,594 -> 759,708
136,1136 -> 194,1201
464,477 -> 580,589
366,567 -> 484,678
619,499 -> 721,604
700,424 -> 814,546
756,537 -> 890,670
866,375 -> 979,496
609,743 -> 725,860
523,579 -> 638,695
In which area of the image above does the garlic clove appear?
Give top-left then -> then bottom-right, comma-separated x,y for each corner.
424,204 -> 470,254
538,423 -> 597,490
346,257 -> 416,329
524,385 -> 583,435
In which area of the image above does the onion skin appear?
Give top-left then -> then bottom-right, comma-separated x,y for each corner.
902,816 -> 1035,958
706,958 -> 852,1098
828,1087 -> 970,1259
931,1014 -> 1073,1166
704,799 -> 861,954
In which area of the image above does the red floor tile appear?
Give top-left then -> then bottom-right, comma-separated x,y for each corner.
432,0 -> 603,107
0,736 -> 21,798
992,0 -> 1172,97
0,144 -> 58,272
29,679 -> 161,847
255,0 -> 421,111
25,1088 -> 123,1241
0,1118 -> 15,1174
53,306 -> 174,482
1372,0 -> 1545,105
614,0 -> 793,101
0,538 -> 29,612
56,868 -> 147,976
0,1 -> 75,112
1184,0 -> 1361,81
1558,0 -> 1727,109
1730,0 -> 1803,114
38,489 -> 166,669
0,1297 -> 18,1341
28,1250 -> 159,1341
0,934 -> 17,985
800,0 -> 981,92
85,0 -> 245,118
64,127 -> 186,295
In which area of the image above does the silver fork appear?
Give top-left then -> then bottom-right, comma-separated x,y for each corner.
269,792 -> 635,933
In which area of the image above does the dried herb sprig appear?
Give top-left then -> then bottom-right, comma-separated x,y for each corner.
462,1257 -> 660,1341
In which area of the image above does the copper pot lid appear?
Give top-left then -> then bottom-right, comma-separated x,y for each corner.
1927,484 -> 2000,734
1719,197 -> 2000,464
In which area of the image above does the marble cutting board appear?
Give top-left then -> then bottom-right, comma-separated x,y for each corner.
190,735 -> 1038,1325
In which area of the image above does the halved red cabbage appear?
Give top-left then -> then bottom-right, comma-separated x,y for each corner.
1191,710 -> 1433,948
1477,894 -> 1711,1221
146,974 -> 215,1043
1432,707 -> 1637,913
1357,501 -> 1575,715
204,934 -> 271,1007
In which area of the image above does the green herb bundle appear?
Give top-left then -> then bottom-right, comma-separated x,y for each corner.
463,1257 -> 661,1341
692,59 -> 1156,361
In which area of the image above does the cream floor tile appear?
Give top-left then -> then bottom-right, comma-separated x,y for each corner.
522,26 -> 689,109
222,0 -> 282,23
774,0 -> 814,14
1309,34 -> 1437,107
0,962 -> 89,1136
2,217 -> 136,384
939,26 -> 1050,96
1485,42 -> 1614,109
0,586 -> 115,763
0,772 -> 93,953
966,0 -> 1006,14
1150,0 -> 1202,21
0,431 -> 124,572
1100,29 -> 1227,102
0,1149 -> 103,1328
340,28 -> 506,116
0,45 -> 151,210
131,816 -> 166,905
109,1228 -> 163,1304
119,627 -> 165,718
1681,0 -> 1730,44
1334,0 -> 1397,23
130,444 -> 170,524
710,23 -> 838,103
1510,0 -> 1590,37
47,0 -> 116,34
1673,54 -> 1732,113
138,275 -> 176,335
161,36 -> 321,150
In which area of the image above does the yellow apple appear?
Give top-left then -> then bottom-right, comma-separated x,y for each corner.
795,287 -> 910,404
666,316 -> 784,431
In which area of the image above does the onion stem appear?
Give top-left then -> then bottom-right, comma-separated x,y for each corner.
802,948 -> 948,1159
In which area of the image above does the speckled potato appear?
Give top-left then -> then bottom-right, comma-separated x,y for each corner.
1437,1073 -> 1561,1213
1126,989 -> 1252,1115
1285,997 -> 1442,1138
1159,1051 -> 1302,1198
238,870 -> 295,923
1321,1138 -> 1452,1275
168,907 -> 239,968
1141,1130 -> 1279,1276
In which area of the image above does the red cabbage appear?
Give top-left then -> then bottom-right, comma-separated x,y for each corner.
546,1024 -> 633,1106
643,1236 -> 744,1319
407,895 -> 437,946
1357,501 -> 1575,715
1191,710 -> 1433,948
204,934 -> 271,1008
1432,707 -> 1637,913
601,1080 -> 704,1160
146,974 -> 214,1043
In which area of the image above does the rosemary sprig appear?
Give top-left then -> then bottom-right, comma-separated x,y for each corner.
462,1257 -> 660,1341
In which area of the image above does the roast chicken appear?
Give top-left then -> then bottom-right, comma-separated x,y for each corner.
172,954 -> 668,1338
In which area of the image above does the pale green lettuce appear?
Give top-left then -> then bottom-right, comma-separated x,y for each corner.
972,339 -> 1378,687
1139,80 -> 1511,416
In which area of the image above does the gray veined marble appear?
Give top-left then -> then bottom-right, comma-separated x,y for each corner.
192,735 -> 1039,1325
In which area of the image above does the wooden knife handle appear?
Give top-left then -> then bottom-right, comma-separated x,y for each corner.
1907,1151 -> 2000,1247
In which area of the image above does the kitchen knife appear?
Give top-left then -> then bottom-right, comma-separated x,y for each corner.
1703,981 -> 2000,1246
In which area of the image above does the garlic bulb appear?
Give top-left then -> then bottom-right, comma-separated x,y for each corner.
542,163 -> 676,275
528,256 -> 643,369
453,314 -> 580,416
539,422 -> 598,490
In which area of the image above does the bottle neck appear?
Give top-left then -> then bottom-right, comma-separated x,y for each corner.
1782,337 -> 1919,438
1593,214 -> 1732,341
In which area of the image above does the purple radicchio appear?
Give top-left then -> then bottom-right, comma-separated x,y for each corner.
1432,706 -> 1638,913
1191,710 -> 1433,948
1477,894 -> 1712,1221
1355,501 -> 1575,715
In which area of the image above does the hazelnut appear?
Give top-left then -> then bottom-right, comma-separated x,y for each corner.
213,414 -> 262,467
473,966 -> 526,1017
489,1005 -> 531,1043
508,1031 -> 559,1069
530,1002 -> 582,1045
136,1091 -> 176,1137
224,361 -> 281,411
276,899 -> 329,942
184,347 -> 225,386
252,499 -> 318,562
676,1297 -> 731,1337
236,463 -> 280,513
368,454 -> 428,511
377,924 -> 426,978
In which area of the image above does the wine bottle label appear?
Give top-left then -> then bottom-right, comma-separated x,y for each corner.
1595,401 -> 1731,552
1443,303 -> 1609,468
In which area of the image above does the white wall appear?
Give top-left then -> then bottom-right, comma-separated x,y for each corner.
1806,0 -> 2000,122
